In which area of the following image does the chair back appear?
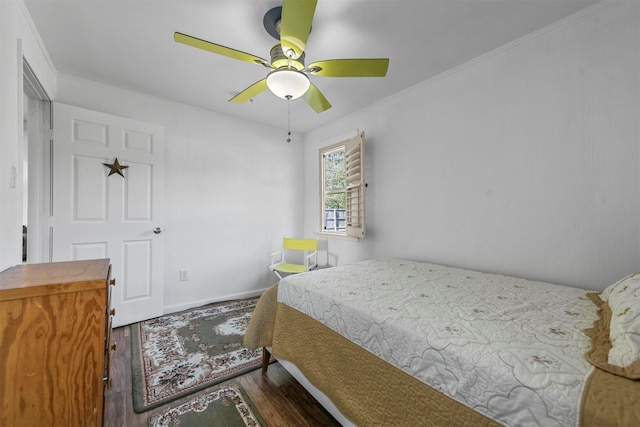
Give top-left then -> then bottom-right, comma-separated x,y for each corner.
282,238 -> 318,251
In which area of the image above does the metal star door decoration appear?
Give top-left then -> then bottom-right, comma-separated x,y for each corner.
103,158 -> 129,177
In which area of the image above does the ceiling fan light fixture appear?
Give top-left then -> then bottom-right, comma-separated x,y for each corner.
266,69 -> 310,100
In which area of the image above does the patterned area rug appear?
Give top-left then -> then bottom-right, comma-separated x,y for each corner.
148,382 -> 266,427
131,298 -> 265,412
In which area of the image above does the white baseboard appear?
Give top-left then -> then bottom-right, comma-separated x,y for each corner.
162,287 -> 270,315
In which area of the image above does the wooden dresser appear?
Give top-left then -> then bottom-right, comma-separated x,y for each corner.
0,259 -> 115,427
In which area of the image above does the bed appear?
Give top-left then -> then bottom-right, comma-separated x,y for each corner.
244,258 -> 640,426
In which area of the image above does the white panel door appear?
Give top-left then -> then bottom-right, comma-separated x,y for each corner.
52,102 -> 164,326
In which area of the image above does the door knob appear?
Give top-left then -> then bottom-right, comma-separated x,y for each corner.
153,227 -> 162,234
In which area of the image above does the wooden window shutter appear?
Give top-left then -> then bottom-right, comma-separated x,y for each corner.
345,131 -> 365,238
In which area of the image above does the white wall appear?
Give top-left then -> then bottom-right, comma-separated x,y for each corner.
49,74 -> 305,311
0,0 -> 56,272
303,2 -> 640,291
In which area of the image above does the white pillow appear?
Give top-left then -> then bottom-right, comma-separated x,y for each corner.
599,272 -> 634,302
601,273 -> 640,368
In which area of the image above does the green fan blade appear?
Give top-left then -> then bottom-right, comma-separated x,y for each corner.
307,59 -> 389,77
175,32 -> 271,68
280,0 -> 317,59
303,83 -> 331,113
229,79 -> 268,103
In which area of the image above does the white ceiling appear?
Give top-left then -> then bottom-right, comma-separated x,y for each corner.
23,0 -> 598,134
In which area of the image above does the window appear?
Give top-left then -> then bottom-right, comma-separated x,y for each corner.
320,131 -> 365,238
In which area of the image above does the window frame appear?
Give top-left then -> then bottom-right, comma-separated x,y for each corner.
319,142 -> 346,235
318,131 -> 365,240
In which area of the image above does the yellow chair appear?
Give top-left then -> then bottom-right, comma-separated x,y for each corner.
269,238 -> 318,279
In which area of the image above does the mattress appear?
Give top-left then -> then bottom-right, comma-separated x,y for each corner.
277,258 -> 598,427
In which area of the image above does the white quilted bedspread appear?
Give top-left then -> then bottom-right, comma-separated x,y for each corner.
277,258 -> 598,427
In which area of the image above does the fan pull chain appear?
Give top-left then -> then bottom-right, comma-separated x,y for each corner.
284,47 -> 295,142
286,95 -> 292,143
286,51 -> 294,142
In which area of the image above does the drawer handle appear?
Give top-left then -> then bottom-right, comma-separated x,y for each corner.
110,308 -> 116,316
111,342 -> 117,352
110,278 -> 116,286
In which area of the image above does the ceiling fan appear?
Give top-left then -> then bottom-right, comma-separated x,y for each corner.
174,0 -> 389,113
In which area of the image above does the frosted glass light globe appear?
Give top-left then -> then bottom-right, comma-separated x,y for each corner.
266,69 -> 310,100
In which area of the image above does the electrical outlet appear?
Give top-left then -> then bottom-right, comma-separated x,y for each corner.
179,269 -> 189,281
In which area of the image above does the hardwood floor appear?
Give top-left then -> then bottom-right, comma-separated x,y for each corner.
105,326 -> 340,427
